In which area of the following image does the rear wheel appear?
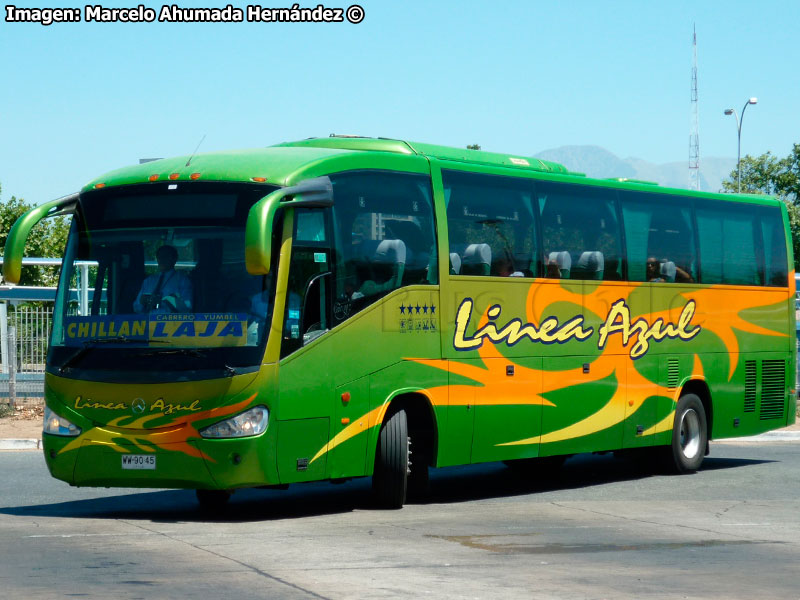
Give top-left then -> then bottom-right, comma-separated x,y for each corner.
661,393 -> 707,474
372,409 -> 408,509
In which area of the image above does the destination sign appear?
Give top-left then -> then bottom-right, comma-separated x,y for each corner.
64,313 -> 248,347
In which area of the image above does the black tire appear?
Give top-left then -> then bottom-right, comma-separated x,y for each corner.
195,489 -> 231,512
661,393 -> 708,474
372,409 -> 409,509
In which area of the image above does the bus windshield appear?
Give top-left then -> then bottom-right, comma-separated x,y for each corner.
49,181 -> 279,381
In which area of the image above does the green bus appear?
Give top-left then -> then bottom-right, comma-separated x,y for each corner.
3,136 -> 795,509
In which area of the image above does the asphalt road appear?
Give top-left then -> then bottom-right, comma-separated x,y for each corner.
1,442 -> 799,600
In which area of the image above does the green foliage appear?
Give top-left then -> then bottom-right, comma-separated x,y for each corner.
466,144 -> 481,150
722,144 -> 800,268
0,182 -> 72,286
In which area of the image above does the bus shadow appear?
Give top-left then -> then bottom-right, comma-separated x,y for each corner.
0,454 -> 773,522
0,481 -> 374,523
423,453 -> 774,505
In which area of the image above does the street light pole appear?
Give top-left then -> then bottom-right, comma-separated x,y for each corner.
724,97 -> 758,193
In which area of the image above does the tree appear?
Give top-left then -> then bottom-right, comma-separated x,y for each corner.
721,144 -> 800,269
0,183 -> 71,286
466,144 -> 481,150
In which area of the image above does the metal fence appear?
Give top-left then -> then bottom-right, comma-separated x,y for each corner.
0,303 -> 799,410
1,305 -> 51,406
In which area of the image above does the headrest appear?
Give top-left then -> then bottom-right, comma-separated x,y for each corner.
374,239 -> 407,265
548,251 -> 572,271
462,243 -> 491,265
449,252 -> 462,275
577,251 -> 604,273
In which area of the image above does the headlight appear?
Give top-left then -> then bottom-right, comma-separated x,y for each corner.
199,405 -> 269,439
43,406 -> 81,437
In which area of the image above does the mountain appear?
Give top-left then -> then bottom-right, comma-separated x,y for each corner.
534,145 -> 735,193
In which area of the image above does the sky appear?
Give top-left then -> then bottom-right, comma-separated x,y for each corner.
1,0 -> 799,205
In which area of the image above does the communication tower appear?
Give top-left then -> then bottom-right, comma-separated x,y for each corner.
689,25 -> 700,190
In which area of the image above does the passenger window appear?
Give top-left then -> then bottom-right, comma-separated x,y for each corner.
537,182 -> 623,281
760,207 -> 789,286
443,170 -> 537,278
329,171 -> 436,323
620,192 -> 696,283
696,200 -> 782,286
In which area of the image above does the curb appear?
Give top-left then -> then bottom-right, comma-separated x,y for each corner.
717,431 -> 800,443
0,439 -> 42,451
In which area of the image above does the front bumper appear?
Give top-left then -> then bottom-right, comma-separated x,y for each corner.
43,428 -> 278,490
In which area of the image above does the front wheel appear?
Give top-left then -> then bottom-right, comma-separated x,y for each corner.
372,409 -> 409,509
661,393 -> 708,474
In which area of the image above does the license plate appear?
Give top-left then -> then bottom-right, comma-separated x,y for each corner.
121,454 -> 156,470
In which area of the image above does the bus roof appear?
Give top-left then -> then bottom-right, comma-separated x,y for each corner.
81,136 -> 783,208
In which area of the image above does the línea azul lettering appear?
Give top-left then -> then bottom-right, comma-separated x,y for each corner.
453,299 -> 593,350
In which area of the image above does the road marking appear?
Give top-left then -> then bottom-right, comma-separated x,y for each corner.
27,532 -> 163,538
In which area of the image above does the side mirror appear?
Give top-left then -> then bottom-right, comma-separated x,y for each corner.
245,177 -> 333,275
2,193 -> 77,284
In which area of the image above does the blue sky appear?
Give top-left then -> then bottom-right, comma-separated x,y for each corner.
2,0 -> 798,205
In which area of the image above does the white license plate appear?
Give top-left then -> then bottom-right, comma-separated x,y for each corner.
121,454 -> 156,470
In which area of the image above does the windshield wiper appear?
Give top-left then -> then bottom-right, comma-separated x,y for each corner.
138,347 -> 204,358
58,337 -> 167,373
137,348 -> 236,376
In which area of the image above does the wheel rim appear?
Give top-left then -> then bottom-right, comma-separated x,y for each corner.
679,408 -> 701,459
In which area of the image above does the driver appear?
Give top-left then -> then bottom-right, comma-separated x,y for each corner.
133,245 -> 193,313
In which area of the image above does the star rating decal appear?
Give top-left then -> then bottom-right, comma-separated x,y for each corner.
397,301 -> 437,334
399,302 -> 436,314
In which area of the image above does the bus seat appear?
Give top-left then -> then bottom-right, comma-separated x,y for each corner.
355,239 -> 407,298
548,251 -> 571,278
575,251 -> 604,280
661,261 -> 676,283
449,252 -> 462,275
461,244 -> 491,276
385,220 -> 428,283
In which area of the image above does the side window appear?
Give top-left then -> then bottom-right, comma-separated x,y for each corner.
537,182 -> 623,281
620,192 -> 697,283
760,206 -> 789,286
329,171 -> 436,323
696,201 -> 759,285
443,170 -> 537,277
696,200 -> 788,286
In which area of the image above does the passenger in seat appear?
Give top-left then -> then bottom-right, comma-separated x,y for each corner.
494,255 -> 524,277
545,257 -> 561,278
646,257 -> 665,282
